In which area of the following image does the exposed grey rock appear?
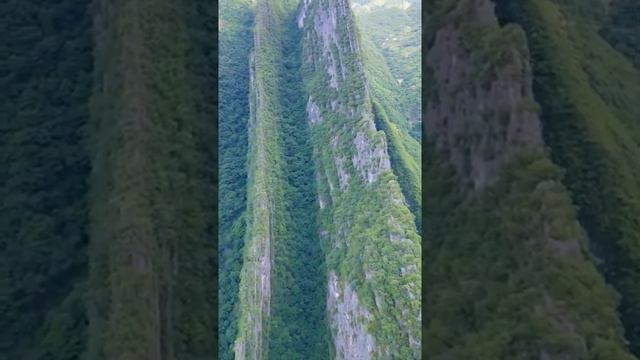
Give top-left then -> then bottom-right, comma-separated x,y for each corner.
306,96 -> 323,124
297,0 -> 310,28
352,131 -> 391,184
327,271 -> 376,360
425,17 -> 542,189
325,168 -> 336,199
401,264 -> 418,276
312,0 -> 340,88
335,155 -> 350,189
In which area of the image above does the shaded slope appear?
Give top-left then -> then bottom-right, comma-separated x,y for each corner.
268,2 -> 331,357
495,0 -> 640,354
88,0 -> 217,357
601,0 -> 640,69
424,0 -> 636,358
219,0 -> 254,358
0,0 -> 93,357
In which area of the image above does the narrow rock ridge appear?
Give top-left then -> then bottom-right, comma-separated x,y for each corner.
234,4 -> 276,355
426,0 -> 542,190
301,0 -> 421,357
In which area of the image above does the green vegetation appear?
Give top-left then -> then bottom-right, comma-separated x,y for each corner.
2,0 -> 420,356
601,0 -> 640,68
219,0 -> 254,358
424,147 -> 634,359
461,22 -> 528,80
299,0 -> 421,357
495,0 -> 640,354
425,0 -> 640,358
356,22 -> 421,229
228,0 -> 422,357
2,0 -> 219,357
371,99 -> 421,230
0,0 -> 92,358
233,0 -> 329,358
269,6 -> 331,359
88,0 -> 217,358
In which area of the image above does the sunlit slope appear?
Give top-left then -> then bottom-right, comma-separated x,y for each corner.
360,33 -> 421,229
300,0 -> 421,357
353,0 -> 421,138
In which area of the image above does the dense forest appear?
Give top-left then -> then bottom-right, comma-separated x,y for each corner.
1,0 -> 421,358
1,0 -> 217,358
89,0 -> 218,358
218,0 -> 253,358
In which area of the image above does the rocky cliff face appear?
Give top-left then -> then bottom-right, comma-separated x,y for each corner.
300,0 -> 421,357
426,0 -> 542,190
326,271 -> 376,359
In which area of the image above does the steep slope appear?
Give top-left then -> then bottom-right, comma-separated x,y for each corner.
494,0 -> 640,355
424,0 -> 636,358
88,0 -> 216,358
219,0 -> 254,358
233,0 -> 329,358
352,0 -> 421,138
0,1 -> 93,358
600,0 -> 640,69
299,0 -> 421,357
360,33 -> 422,230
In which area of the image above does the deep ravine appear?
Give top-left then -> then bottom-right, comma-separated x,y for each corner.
227,0 -> 421,358
233,0 -> 330,358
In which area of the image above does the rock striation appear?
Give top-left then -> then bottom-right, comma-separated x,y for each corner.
426,0 -> 542,190
300,0 -> 422,358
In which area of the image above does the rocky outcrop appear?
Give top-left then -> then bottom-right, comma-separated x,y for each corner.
307,96 -> 323,124
425,0 -> 542,190
327,271 -> 376,360
352,130 -> 391,184
423,1 -> 636,359
302,0 -> 361,90
234,0 -> 290,355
